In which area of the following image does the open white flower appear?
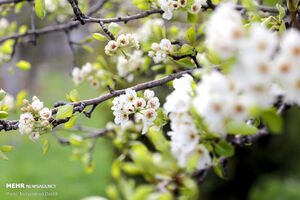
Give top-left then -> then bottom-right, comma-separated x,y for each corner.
147,97 -> 160,109
144,89 -> 155,100
32,99 -> 44,111
20,112 -> 34,125
29,132 -> 40,142
39,107 -> 52,120
117,34 -> 130,47
125,88 -> 137,103
134,98 -> 146,109
114,110 -> 129,125
141,108 -> 157,122
159,39 -> 172,52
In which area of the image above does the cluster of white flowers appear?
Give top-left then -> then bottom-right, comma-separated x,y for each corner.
148,39 -> 173,63
272,29 -> 300,105
157,0 -> 206,20
190,3 -> 300,135
193,71 -> 250,135
164,74 -> 212,169
105,34 -> 139,56
72,63 -> 101,88
205,3 -> 244,60
117,50 -> 145,82
0,93 -> 14,111
112,89 -> 160,134
18,96 -> 52,142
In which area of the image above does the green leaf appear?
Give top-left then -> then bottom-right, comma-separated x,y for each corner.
187,12 -> 198,23
0,89 -> 6,101
69,135 -> 83,146
132,185 -> 154,200
242,0 -> 258,12
82,45 -> 94,53
56,104 -> 74,119
276,4 -> 285,21
213,157 -> 224,178
179,44 -> 194,55
108,23 -> 121,36
16,90 -> 27,107
153,108 -> 167,126
42,139 -> 50,155
0,111 -> 8,119
174,58 -> 195,69
215,140 -> 235,158
186,26 -> 196,45
66,89 -> 80,102
92,33 -> 107,41
261,108 -> 283,134
226,120 -> 259,135
35,0 -> 46,19
112,158 -> 122,180
279,22 -> 286,35
122,162 -> 141,175
137,3 -> 150,10
1,145 -> 14,152
65,115 -> 79,129
147,126 -> 170,154
2,105 -> 9,111
16,60 -> 31,71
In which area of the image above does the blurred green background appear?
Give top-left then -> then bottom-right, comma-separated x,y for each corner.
0,71 -> 116,200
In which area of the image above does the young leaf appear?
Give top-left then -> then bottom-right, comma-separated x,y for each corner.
179,44 -> 194,55
69,135 -> 83,146
215,140 -> 235,158
226,120 -> 259,135
92,33 -> 107,41
186,26 -> 196,45
1,145 -> 14,152
35,0 -> 46,19
261,108 -> 283,134
65,115 -> 79,129
0,89 -> 6,101
187,12 -> 198,23
16,60 -> 31,71
56,104 -> 74,119
16,90 -> 27,107
213,157 -> 224,179
108,23 -> 121,36
43,139 -> 50,155
0,111 -> 8,119
174,58 -> 195,69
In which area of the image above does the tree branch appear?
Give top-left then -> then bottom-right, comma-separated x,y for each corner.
0,69 -> 195,131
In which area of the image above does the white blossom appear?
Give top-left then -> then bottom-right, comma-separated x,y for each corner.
32,99 -> 44,111
29,132 -> 40,142
39,107 -> 52,120
134,98 -> 146,109
205,3 -> 244,59
144,89 -> 155,100
159,39 -> 172,52
19,112 -> 34,125
117,34 -> 130,47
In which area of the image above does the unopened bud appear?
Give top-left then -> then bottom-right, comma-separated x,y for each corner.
41,120 -> 49,127
21,107 -> 27,112
23,99 -> 29,105
32,96 -> 39,101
